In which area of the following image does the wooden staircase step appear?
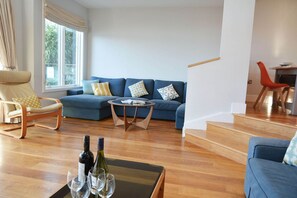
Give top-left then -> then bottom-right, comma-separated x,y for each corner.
234,114 -> 297,139
185,129 -> 247,165
207,121 -> 290,143
205,128 -> 248,153
185,114 -> 297,165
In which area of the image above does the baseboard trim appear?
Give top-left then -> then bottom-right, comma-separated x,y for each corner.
184,112 -> 234,130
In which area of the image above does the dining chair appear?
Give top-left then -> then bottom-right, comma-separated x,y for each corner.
0,70 -> 63,138
253,61 -> 289,112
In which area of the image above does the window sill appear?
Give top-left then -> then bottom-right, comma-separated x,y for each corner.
43,85 -> 81,93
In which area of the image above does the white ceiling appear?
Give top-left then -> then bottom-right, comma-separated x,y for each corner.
73,0 -> 224,9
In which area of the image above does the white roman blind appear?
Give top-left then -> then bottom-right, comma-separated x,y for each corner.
44,1 -> 88,32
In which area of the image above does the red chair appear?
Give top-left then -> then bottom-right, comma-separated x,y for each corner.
253,61 -> 289,112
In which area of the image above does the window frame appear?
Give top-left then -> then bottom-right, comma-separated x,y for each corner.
42,18 -> 83,93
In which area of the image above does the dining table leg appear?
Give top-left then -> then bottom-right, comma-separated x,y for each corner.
273,71 -> 281,109
290,76 -> 297,115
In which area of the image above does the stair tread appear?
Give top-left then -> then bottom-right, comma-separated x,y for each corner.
187,129 -> 248,154
235,114 -> 297,129
208,121 -> 290,140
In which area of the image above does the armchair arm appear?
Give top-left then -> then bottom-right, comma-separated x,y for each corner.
248,137 -> 290,162
38,97 -> 61,104
67,87 -> 83,95
0,100 -> 28,117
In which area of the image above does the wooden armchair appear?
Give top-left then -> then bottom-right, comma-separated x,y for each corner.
0,70 -> 62,138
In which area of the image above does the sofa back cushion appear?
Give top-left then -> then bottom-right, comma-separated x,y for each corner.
91,76 -> 125,96
124,78 -> 154,99
153,80 -> 184,103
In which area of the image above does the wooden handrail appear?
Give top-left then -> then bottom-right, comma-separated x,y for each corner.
188,57 -> 221,68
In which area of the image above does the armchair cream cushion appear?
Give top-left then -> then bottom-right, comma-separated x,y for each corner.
12,95 -> 42,109
0,71 -> 33,113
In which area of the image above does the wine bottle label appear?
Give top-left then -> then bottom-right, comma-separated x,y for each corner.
78,162 -> 85,182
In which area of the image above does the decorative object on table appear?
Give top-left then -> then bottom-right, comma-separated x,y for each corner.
157,84 -> 179,100
280,62 -> 293,67
128,80 -> 149,97
253,61 -> 289,112
121,99 -> 146,105
283,131 -> 297,167
0,70 -> 62,138
79,135 -> 94,177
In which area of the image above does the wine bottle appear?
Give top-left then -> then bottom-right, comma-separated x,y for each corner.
93,137 -> 109,174
78,135 -> 94,181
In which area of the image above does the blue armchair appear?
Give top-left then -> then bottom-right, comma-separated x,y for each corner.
244,137 -> 297,198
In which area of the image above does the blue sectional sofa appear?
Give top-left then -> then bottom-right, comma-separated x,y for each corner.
60,77 -> 186,129
244,137 -> 297,198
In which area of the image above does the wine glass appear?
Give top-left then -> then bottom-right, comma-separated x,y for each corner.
98,173 -> 116,198
87,168 -> 106,195
70,182 -> 91,198
67,169 -> 85,196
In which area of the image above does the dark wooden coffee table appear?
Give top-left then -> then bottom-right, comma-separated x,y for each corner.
108,99 -> 155,131
50,158 -> 165,198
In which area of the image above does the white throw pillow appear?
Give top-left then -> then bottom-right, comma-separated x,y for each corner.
283,131 -> 297,167
157,84 -> 179,101
128,81 -> 149,98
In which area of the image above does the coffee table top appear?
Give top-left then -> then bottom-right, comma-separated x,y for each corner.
108,99 -> 154,107
50,158 -> 164,198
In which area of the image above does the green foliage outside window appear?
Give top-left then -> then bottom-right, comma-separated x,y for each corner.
45,21 -> 58,86
45,20 -> 79,87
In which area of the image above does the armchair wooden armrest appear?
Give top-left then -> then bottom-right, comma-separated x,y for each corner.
0,100 -> 28,116
38,97 -> 61,104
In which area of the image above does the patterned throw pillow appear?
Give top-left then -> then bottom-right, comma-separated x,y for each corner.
157,84 -> 179,101
128,80 -> 149,98
12,95 -> 42,110
91,82 -> 112,96
283,131 -> 297,167
82,80 -> 99,94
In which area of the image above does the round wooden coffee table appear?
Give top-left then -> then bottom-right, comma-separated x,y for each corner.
108,99 -> 155,131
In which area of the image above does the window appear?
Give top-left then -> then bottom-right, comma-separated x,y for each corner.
44,19 -> 83,90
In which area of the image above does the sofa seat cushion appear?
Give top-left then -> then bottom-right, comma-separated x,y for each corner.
60,95 -> 118,109
248,158 -> 297,198
150,99 -> 181,111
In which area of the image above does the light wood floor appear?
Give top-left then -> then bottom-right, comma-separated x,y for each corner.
0,103 -> 293,198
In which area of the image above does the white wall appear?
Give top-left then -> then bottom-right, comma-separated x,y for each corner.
247,0 -> 297,101
12,0 -> 88,99
88,7 -> 223,81
184,0 -> 255,133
